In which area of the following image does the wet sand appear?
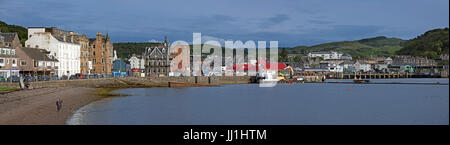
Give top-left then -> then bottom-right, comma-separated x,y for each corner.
0,87 -> 100,125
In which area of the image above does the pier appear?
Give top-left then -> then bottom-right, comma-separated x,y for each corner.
334,72 -> 443,79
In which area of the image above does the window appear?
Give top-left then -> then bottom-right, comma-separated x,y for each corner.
21,60 -> 27,66
0,59 -> 4,64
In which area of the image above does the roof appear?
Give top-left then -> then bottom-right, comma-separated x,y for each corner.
53,35 -> 78,44
0,33 -> 17,42
309,51 -> 343,55
88,36 -> 110,43
20,47 -> 58,62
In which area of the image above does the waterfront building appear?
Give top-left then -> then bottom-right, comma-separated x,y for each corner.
129,53 -> 145,77
15,47 -> 58,76
307,51 -> 343,60
0,32 -> 21,79
89,32 -> 114,75
144,37 -> 172,77
112,59 -> 129,77
341,61 -> 356,73
392,55 -> 437,66
355,61 -> 372,72
79,34 -> 91,75
320,61 -> 343,73
25,27 -> 80,77
384,57 -> 393,64
374,64 -> 389,73
319,60 -> 345,73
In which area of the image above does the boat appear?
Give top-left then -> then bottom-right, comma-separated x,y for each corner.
259,71 -> 279,87
353,79 -> 370,84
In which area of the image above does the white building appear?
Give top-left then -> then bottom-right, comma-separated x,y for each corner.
128,54 -> 145,70
320,62 -> 344,73
355,61 -> 372,72
25,27 -> 80,77
308,51 -> 343,60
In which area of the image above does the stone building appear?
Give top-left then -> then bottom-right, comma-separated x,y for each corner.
25,27 -> 80,77
0,32 -> 21,78
15,47 -> 58,76
78,34 -> 91,75
144,37 -> 172,77
392,55 -> 437,66
89,32 -> 114,75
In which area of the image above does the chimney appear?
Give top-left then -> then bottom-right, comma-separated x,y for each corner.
70,32 -> 74,43
97,32 -> 102,40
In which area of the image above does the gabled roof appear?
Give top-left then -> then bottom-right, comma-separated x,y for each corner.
20,47 -> 58,62
149,47 -> 163,56
0,33 -> 17,42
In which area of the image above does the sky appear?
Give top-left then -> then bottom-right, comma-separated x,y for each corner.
0,0 -> 448,47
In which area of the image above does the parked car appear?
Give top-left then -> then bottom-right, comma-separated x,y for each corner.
60,75 -> 69,80
75,73 -> 84,79
7,76 -> 21,82
23,76 -> 37,82
38,75 -> 50,81
69,75 -> 78,80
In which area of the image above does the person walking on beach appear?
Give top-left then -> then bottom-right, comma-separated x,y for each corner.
56,98 -> 63,112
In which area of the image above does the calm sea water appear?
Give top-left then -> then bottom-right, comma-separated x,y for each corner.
67,78 -> 449,125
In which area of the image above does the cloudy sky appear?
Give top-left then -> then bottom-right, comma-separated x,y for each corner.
0,0 -> 448,47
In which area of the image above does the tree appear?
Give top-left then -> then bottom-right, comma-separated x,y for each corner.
280,48 -> 288,62
294,56 -> 302,62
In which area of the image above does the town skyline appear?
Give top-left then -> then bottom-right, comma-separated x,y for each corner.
0,0 -> 449,47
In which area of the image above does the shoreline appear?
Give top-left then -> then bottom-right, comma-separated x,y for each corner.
0,87 -> 120,125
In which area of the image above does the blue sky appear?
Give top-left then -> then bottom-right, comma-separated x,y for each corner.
0,0 -> 448,47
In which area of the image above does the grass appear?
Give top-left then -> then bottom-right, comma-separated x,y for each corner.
95,88 -> 120,97
0,87 -> 19,92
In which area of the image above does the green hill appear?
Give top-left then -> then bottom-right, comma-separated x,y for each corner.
0,20 -> 27,46
113,42 -> 161,61
396,28 -> 449,59
290,36 -> 407,58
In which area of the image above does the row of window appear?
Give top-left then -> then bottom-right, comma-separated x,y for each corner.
0,58 -> 29,66
150,68 -> 167,73
0,48 -> 15,55
148,61 -> 169,66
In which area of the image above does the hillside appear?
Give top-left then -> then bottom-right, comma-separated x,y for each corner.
0,20 -> 27,46
290,36 -> 407,58
113,42 -> 161,61
396,28 -> 449,59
